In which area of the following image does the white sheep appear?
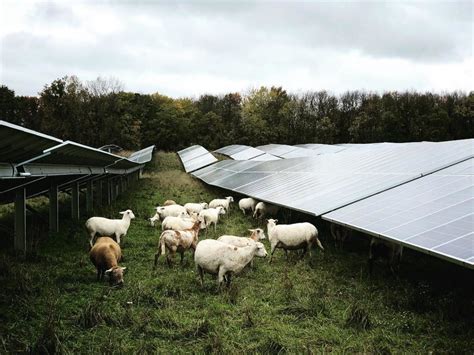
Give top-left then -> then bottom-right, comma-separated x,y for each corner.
368,237 -> 403,274
238,197 -> 258,215
85,209 -> 135,247
253,202 -> 279,219
161,212 -> 199,231
155,204 -> 188,220
217,228 -> 266,268
209,196 -> 234,212
266,219 -> 324,262
194,239 -> 268,288
217,228 -> 266,247
198,207 -> 226,232
184,202 -> 209,215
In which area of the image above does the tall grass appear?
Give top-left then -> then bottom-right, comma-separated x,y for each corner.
0,152 -> 473,353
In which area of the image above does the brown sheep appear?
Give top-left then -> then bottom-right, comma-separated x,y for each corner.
90,237 -> 126,286
154,220 -> 202,267
163,200 -> 177,206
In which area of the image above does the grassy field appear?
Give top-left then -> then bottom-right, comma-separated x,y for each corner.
0,152 -> 473,353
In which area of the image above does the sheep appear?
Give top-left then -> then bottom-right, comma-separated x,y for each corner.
238,197 -> 258,215
89,236 -> 126,286
154,220 -> 202,267
184,202 -> 209,215
198,207 -> 226,232
330,223 -> 352,248
217,228 -> 266,268
161,212 -> 199,231
163,200 -> 177,206
368,238 -> 403,274
266,219 -> 324,263
154,204 -> 188,221
209,196 -> 234,212
85,209 -> 135,247
194,239 -> 268,288
217,228 -> 266,247
253,202 -> 279,219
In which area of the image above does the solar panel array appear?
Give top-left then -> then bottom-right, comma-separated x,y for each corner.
188,139 -> 474,268
324,158 -> 474,268
214,144 -> 280,161
177,145 -> 218,173
0,120 -> 155,203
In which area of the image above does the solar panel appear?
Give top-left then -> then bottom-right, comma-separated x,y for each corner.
128,145 -> 155,164
295,144 -> 347,154
0,120 -> 63,163
323,158 -> 474,269
214,144 -> 278,161
250,153 -> 281,161
177,145 -> 218,173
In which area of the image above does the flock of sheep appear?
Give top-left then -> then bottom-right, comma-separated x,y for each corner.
85,196 -> 326,288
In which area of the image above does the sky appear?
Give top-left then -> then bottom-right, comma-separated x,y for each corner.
0,0 -> 472,97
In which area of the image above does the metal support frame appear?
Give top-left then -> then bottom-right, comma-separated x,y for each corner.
86,179 -> 93,214
96,179 -> 103,207
118,176 -> 124,195
71,181 -> 80,219
105,178 -> 112,204
49,180 -> 59,232
14,188 -> 26,252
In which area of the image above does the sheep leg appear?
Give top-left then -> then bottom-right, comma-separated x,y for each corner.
89,232 -> 96,248
116,234 -> 121,245
96,269 -> 102,281
284,249 -> 289,260
241,208 -> 245,215
300,246 -> 308,259
226,273 -> 232,287
180,251 -> 184,264
269,244 -> 277,263
153,251 -> 160,269
218,267 -> 226,289
197,265 -> 204,286
214,222 -> 217,232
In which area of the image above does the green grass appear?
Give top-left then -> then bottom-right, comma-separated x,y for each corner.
0,152 -> 473,353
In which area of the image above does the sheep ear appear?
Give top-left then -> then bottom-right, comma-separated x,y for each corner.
248,229 -> 255,232
265,219 -> 269,223
121,267 -> 127,272
119,211 -> 126,215
105,268 -> 113,274
274,219 -> 278,223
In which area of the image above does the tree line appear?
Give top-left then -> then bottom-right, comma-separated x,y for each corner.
0,76 -> 472,151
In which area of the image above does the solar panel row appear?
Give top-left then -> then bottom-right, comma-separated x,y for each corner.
177,145 -> 218,173
214,144 -> 280,161
189,139 -> 474,268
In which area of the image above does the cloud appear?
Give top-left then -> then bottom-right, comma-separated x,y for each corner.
0,0 -> 472,97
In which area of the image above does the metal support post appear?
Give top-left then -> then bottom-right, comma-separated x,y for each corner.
14,188 -> 27,252
49,180 -> 59,232
86,180 -> 93,214
71,181 -> 80,220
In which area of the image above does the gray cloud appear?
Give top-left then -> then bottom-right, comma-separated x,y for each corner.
0,1 -> 472,96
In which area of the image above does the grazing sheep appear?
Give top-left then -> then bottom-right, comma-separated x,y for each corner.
161,212 -> 199,231
184,202 -> 209,215
90,237 -> 126,286
330,223 -> 352,248
155,204 -> 188,220
253,202 -> 279,219
266,219 -> 324,263
198,207 -> 226,232
154,220 -> 202,267
209,196 -> 234,212
163,200 -> 177,206
238,197 -> 258,215
217,228 -> 266,268
368,238 -> 403,274
217,228 -> 266,247
194,239 -> 268,288
85,209 -> 135,247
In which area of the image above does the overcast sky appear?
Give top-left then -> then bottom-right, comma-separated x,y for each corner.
0,0 -> 472,97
